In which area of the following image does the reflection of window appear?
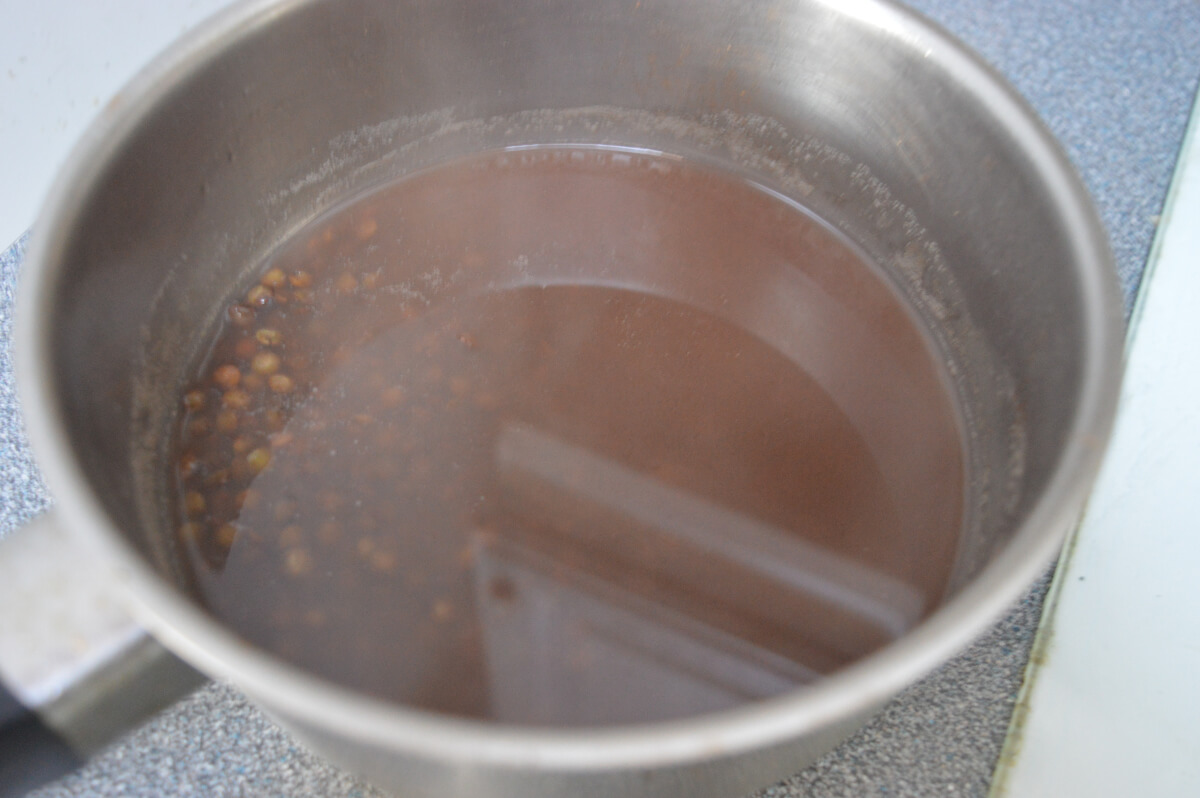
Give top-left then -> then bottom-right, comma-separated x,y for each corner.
473,538 -> 817,727
470,423 -> 926,726
496,423 -> 922,654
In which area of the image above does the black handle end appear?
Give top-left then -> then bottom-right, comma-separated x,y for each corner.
0,682 -> 83,797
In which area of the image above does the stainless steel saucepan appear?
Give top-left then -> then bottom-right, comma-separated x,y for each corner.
2,0 -> 1123,795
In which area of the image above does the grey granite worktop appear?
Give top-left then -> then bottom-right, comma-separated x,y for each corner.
3,1 -> 1199,795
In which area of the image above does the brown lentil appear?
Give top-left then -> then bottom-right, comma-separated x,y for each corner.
432,599 -> 454,623
184,491 -> 206,517
256,328 -> 283,346
222,389 -> 251,410
284,547 -> 314,576
368,550 -> 396,573
227,304 -> 255,328
261,268 -> 288,289
230,457 -> 255,482
246,284 -> 273,307
216,523 -> 238,548
215,409 -> 239,434
356,217 -> 378,239
267,374 -> 294,394
186,417 -> 211,439
246,447 -> 272,473
212,364 -> 241,390
269,431 -> 295,449
250,351 -> 282,376
234,337 -> 259,360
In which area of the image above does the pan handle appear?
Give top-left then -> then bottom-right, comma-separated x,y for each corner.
0,679 -> 80,797
0,511 -> 206,794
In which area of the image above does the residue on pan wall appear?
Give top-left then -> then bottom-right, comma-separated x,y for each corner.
138,104 -> 1026,597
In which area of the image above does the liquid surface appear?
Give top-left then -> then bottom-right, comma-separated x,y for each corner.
171,146 -> 964,726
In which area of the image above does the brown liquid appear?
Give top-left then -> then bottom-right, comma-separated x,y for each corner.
171,146 -> 963,726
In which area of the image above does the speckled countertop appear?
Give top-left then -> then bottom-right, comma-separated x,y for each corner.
2,1 -> 1199,796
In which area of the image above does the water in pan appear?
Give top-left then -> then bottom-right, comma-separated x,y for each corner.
169,145 -> 964,726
